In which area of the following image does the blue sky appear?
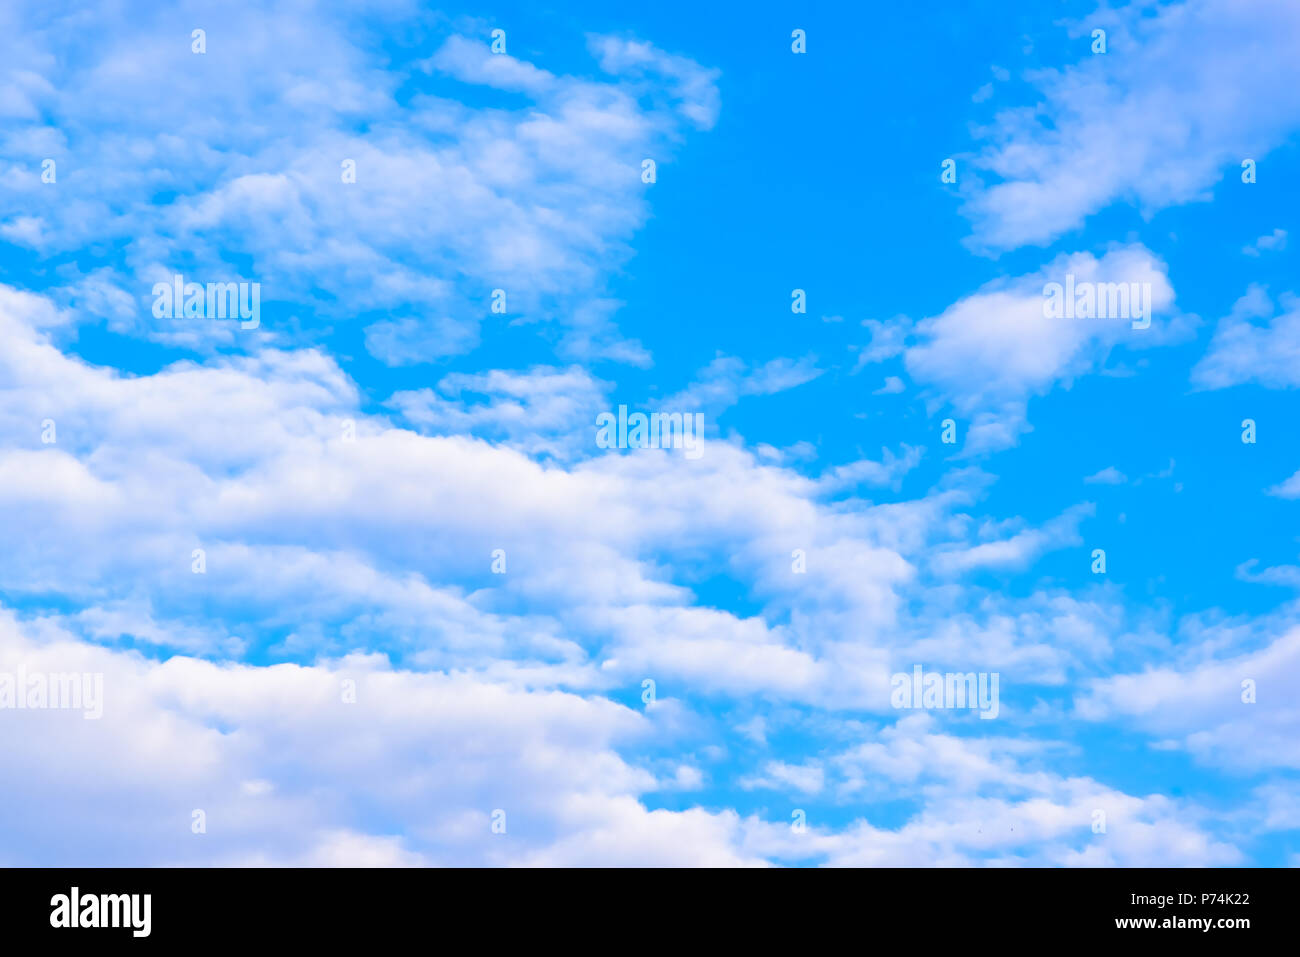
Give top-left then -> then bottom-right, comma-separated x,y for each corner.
0,0 -> 1298,865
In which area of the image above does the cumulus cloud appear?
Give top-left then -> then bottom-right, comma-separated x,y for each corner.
1075,625 -> 1300,771
962,0 -> 1300,250
902,246 -> 1182,454
813,715 -> 1240,866
1243,228 -> 1287,257
1191,286 -> 1300,389
0,0 -> 1293,869
0,607 -> 770,866
0,2 -> 721,364
387,366 -> 612,461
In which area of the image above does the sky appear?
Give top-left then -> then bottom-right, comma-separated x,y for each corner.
0,0 -> 1298,866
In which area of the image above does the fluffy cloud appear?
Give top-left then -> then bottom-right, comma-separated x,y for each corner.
0,284 -> 1119,712
962,0 -> 1300,250
1,0 -> 1294,868
807,715 -> 1241,867
0,608 -> 1240,866
1243,228 -> 1287,257
1075,625 -> 1300,770
1191,286 -> 1300,389
1266,470 -> 1300,499
0,607 -> 774,866
0,2 -> 720,363
388,366 -> 611,462
902,245 -> 1181,453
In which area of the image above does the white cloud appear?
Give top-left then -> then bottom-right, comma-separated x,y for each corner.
0,285 -> 1146,716
0,607 -> 772,866
388,366 -> 611,461
873,376 -> 906,395
816,445 -> 923,494
1076,625 -> 1300,771
1243,228 -> 1287,257
0,5 -> 720,364
1084,466 -> 1127,485
930,504 -> 1094,577
812,715 -> 1241,866
587,35 -> 721,130
659,355 -> 823,415
903,246 -> 1182,454
1236,559 -> 1300,589
0,4 -> 1283,858
1267,470 -> 1300,499
962,0 -> 1300,250
741,760 -> 826,796
424,35 -> 558,96
1191,286 -> 1300,389
0,606 -> 1237,866
852,317 -> 911,370
0,1 -> 1285,869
